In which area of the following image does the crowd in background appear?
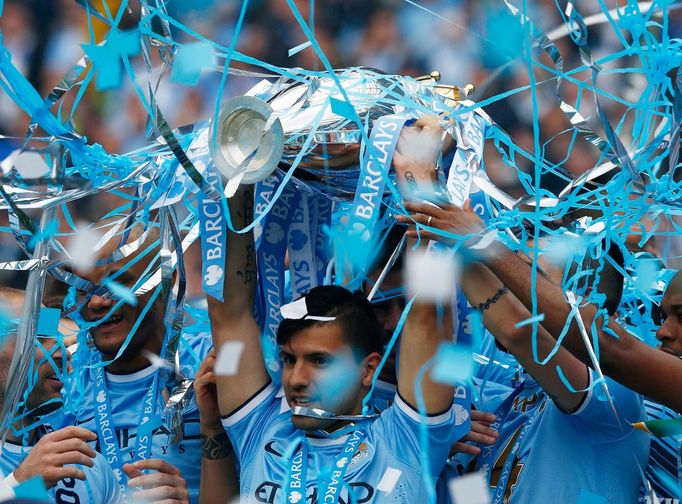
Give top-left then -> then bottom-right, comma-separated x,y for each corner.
0,0 -> 681,280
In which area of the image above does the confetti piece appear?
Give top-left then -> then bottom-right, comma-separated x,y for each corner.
376,467 -> 402,493
448,472 -> 490,504
432,342 -> 474,384
0,478 -> 13,501
142,350 -> 174,371
288,40 -> 312,57
405,248 -> 457,303
634,258 -> 660,295
329,97 -> 356,121
103,279 -> 138,306
215,341 -> 245,376
632,417 -> 682,438
513,313 -> 545,328
577,490 -> 607,504
82,30 -> 140,90
280,297 -> 309,319
65,223 -> 103,272
10,150 -> 49,178
171,42 -> 216,86
37,307 -> 61,337
13,476 -> 48,501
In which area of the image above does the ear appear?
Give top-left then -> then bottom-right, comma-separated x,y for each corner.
361,352 -> 383,388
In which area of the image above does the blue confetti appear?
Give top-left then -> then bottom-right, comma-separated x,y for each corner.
14,476 -> 48,501
432,342 -> 474,385
288,41 -> 312,57
37,307 -> 61,337
103,279 -> 138,306
329,97 -> 357,121
82,29 -> 140,90
171,41 -> 216,86
514,313 -> 545,329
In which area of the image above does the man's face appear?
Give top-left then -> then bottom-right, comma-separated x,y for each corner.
656,278 -> 682,358
78,248 -> 165,359
25,338 -> 66,416
281,323 -> 371,432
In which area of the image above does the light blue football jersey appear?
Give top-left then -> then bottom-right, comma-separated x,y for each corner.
222,381 -> 467,503
472,331 -> 520,388
642,400 -> 681,501
0,442 -> 123,504
453,372 -> 649,504
61,329 -> 213,504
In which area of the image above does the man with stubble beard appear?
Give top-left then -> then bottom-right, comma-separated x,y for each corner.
52,223 -> 220,503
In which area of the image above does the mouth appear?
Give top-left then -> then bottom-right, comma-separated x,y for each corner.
659,346 -> 682,358
93,313 -> 124,330
290,398 -> 314,409
45,374 -> 63,387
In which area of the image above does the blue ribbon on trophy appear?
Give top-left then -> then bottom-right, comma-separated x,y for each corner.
199,162 -> 227,301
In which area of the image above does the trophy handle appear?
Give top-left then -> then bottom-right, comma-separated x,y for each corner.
209,95 -> 284,184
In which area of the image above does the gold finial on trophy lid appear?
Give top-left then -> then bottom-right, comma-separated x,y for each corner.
416,71 -> 474,103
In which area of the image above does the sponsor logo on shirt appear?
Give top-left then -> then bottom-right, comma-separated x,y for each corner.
253,481 -> 374,504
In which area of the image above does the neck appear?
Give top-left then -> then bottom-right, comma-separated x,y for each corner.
7,410 -> 36,445
104,337 -> 162,375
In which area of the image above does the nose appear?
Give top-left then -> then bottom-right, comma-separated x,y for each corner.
656,317 -> 673,343
289,361 -> 311,390
86,293 -> 115,313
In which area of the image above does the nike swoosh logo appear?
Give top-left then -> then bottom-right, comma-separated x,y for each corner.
265,441 -> 283,457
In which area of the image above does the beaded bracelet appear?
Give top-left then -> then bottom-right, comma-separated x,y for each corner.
477,287 -> 509,312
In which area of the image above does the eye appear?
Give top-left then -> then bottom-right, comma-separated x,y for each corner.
312,356 -> 329,367
281,354 -> 295,366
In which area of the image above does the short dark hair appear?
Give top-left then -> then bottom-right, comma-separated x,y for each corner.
276,286 -> 383,357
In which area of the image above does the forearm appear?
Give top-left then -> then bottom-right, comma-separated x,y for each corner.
207,185 -> 257,328
199,424 -> 239,504
398,241 -> 456,413
461,262 -> 588,411
483,244 -> 593,360
207,184 -> 268,415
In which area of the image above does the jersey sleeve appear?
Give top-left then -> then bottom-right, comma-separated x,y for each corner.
565,372 -> 646,441
371,392 -> 458,478
220,381 -> 281,465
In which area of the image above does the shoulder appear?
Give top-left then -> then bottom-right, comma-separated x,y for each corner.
221,380 -> 282,429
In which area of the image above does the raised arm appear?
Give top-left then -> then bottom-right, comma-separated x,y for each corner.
486,243 -> 682,412
392,115 -> 456,414
194,350 -> 239,504
405,200 -> 682,413
398,201 -> 589,412
206,185 -> 269,416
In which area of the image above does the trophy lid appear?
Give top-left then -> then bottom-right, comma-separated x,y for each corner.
208,95 -> 284,184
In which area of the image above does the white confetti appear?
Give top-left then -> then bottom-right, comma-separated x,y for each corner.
0,473 -> 15,500
143,350 -> 174,371
65,222 -> 103,272
405,247 -> 457,302
448,472 -> 490,504
215,341 -> 245,376
376,467 -> 402,493
10,150 -> 49,178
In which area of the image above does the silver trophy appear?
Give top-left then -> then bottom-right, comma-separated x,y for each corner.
209,67 -> 473,193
